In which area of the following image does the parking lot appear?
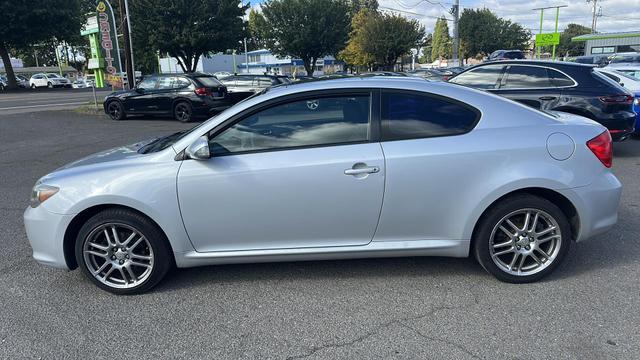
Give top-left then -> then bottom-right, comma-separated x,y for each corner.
1,108 -> 639,359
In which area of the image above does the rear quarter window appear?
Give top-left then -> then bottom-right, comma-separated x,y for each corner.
195,76 -> 222,87
381,91 -> 480,140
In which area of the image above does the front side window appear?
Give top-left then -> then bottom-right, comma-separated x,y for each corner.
501,66 -> 553,89
449,65 -> 505,89
137,77 -> 157,90
156,76 -> 174,89
381,91 -> 479,140
210,94 -> 370,155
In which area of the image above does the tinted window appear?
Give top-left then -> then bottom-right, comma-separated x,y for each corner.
381,91 -> 479,140
504,51 -> 525,59
170,77 -> 190,88
156,76 -> 174,89
194,76 -> 220,87
137,77 -> 157,89
210,95 -> 370,155
501,66 -> 553,88
450,65 -> 504,89
548,69 -> 575,87
600,72 -> 620,83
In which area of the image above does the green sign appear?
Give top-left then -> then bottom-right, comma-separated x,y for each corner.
536,33 -> 560,47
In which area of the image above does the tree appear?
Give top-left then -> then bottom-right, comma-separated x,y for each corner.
339,9 -> 376,70
431,17 -> 451,61
348,0 -> 378,16
246,9 -> 269,51
458,8 -> 530,59
0,0 -> 84,89
557,23 -> 591,57
361,13 -> 424,70
135,0 -> 247,73
261,0 -> 351,76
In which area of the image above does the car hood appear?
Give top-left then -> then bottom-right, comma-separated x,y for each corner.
56,138 -> 157,171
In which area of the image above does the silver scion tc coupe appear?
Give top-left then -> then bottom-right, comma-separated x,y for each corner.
24,77 -> 622,294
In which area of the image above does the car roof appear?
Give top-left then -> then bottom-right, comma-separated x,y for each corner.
479,60 -> 595,70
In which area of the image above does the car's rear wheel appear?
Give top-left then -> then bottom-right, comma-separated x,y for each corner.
174,101 -> 193,122
473,194 -> 571,283
75,208 -> 172,295
47,82 -> 53,88
106,101 -> 126,120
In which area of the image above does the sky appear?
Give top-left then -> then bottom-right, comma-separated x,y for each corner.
250,0 -> 640,35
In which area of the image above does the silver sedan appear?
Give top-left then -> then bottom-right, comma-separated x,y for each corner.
24,77 -> 621,294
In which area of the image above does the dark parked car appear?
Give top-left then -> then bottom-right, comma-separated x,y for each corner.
407,68 -> 450,81
360,71 -> 408,77
449,60 -> 636,141
488,50 -> 525,61
218,74 -> 290,103
103,73 -> 230,122
573,55 -> 610,67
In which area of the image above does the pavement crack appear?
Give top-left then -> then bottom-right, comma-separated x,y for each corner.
398,322 -> 483,359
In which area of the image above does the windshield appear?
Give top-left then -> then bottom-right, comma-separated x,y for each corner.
46,73 -> 62,78
504,51 -> 525,59
610,55 -> 640,64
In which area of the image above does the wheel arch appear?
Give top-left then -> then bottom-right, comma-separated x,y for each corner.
469,187 -> 580,256
63,204 -> 175,270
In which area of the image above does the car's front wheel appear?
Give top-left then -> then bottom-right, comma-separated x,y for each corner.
75,208 -> 173,295
106,100 -> 126,120
473,194 -> 571,283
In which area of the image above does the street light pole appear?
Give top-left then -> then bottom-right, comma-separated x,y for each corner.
124,0 -> 135,78
451,0 -> 460,66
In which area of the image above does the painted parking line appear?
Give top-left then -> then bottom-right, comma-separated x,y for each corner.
0,101 -> 89,110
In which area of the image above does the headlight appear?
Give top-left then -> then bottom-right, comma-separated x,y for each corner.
30,183 -> 59,208
634,98 -> 640,106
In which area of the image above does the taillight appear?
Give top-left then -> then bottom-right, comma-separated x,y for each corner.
586,130 -> 613,168
194,87 -> 212,96
442,75 -> 450,81
599,94 -> 633,104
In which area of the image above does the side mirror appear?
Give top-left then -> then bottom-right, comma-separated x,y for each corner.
185,136 -> 210,160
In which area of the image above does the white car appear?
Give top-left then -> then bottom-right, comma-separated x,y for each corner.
596,68 -> 640,92
72,78 -> 94,89
29,73 -> 71,89
605,64 -> 640,79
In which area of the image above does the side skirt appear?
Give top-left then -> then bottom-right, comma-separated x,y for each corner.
174,239 -> 470,268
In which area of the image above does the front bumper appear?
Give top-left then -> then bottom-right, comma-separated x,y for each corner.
24,205 -> 75,270
557,171 -> 622,242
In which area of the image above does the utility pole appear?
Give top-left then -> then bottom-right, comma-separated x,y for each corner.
450,0 -> 460,66
242,0 -> 249,73
124,0 -> 135,78
119,0 -> 134,89
587,0 -> 598,33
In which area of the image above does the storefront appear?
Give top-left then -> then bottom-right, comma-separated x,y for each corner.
572,31 -> 640,56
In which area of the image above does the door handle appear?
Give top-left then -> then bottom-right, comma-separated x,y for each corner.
344,165 -> 380,176
539,96 -> 557,101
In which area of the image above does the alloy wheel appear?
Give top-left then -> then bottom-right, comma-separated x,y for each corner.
489,208 -> 562,276
175,103 -> 191,122
107,102 -> 121,120
82,223 -> 154,289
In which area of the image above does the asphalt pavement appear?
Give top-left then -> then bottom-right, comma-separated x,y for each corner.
0,109 -> 639,359
0,88 -> 113,115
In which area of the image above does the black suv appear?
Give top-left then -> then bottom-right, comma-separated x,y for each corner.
103,73 -> 230,122
449,60 -> 636,141
218,74 -> 290,104
488,50 -> 525,61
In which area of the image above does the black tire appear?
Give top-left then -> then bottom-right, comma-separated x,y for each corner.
47,82 -> 53,88
74,208 -> 173,295
174,101 -> 193,122
473,194 -> 571,283
106,100 -> 126,120
30,83 -> 36,89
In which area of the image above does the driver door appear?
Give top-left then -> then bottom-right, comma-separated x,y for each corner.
176,90 -> 385,252
123,76 -> 158,113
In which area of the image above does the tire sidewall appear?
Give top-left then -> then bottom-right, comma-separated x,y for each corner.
74,209 -> 172,295
473,194 -> 571,283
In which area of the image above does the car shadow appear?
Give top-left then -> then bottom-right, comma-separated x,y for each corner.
152,226 -> 639,293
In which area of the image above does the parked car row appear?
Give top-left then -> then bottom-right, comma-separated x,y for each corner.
0,74 -> 29,90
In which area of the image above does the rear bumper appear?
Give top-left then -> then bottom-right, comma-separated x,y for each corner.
598,114 -> 635,141
23,205 -> 74,270
193,97 -> 232,117
557,171 -> 622,242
